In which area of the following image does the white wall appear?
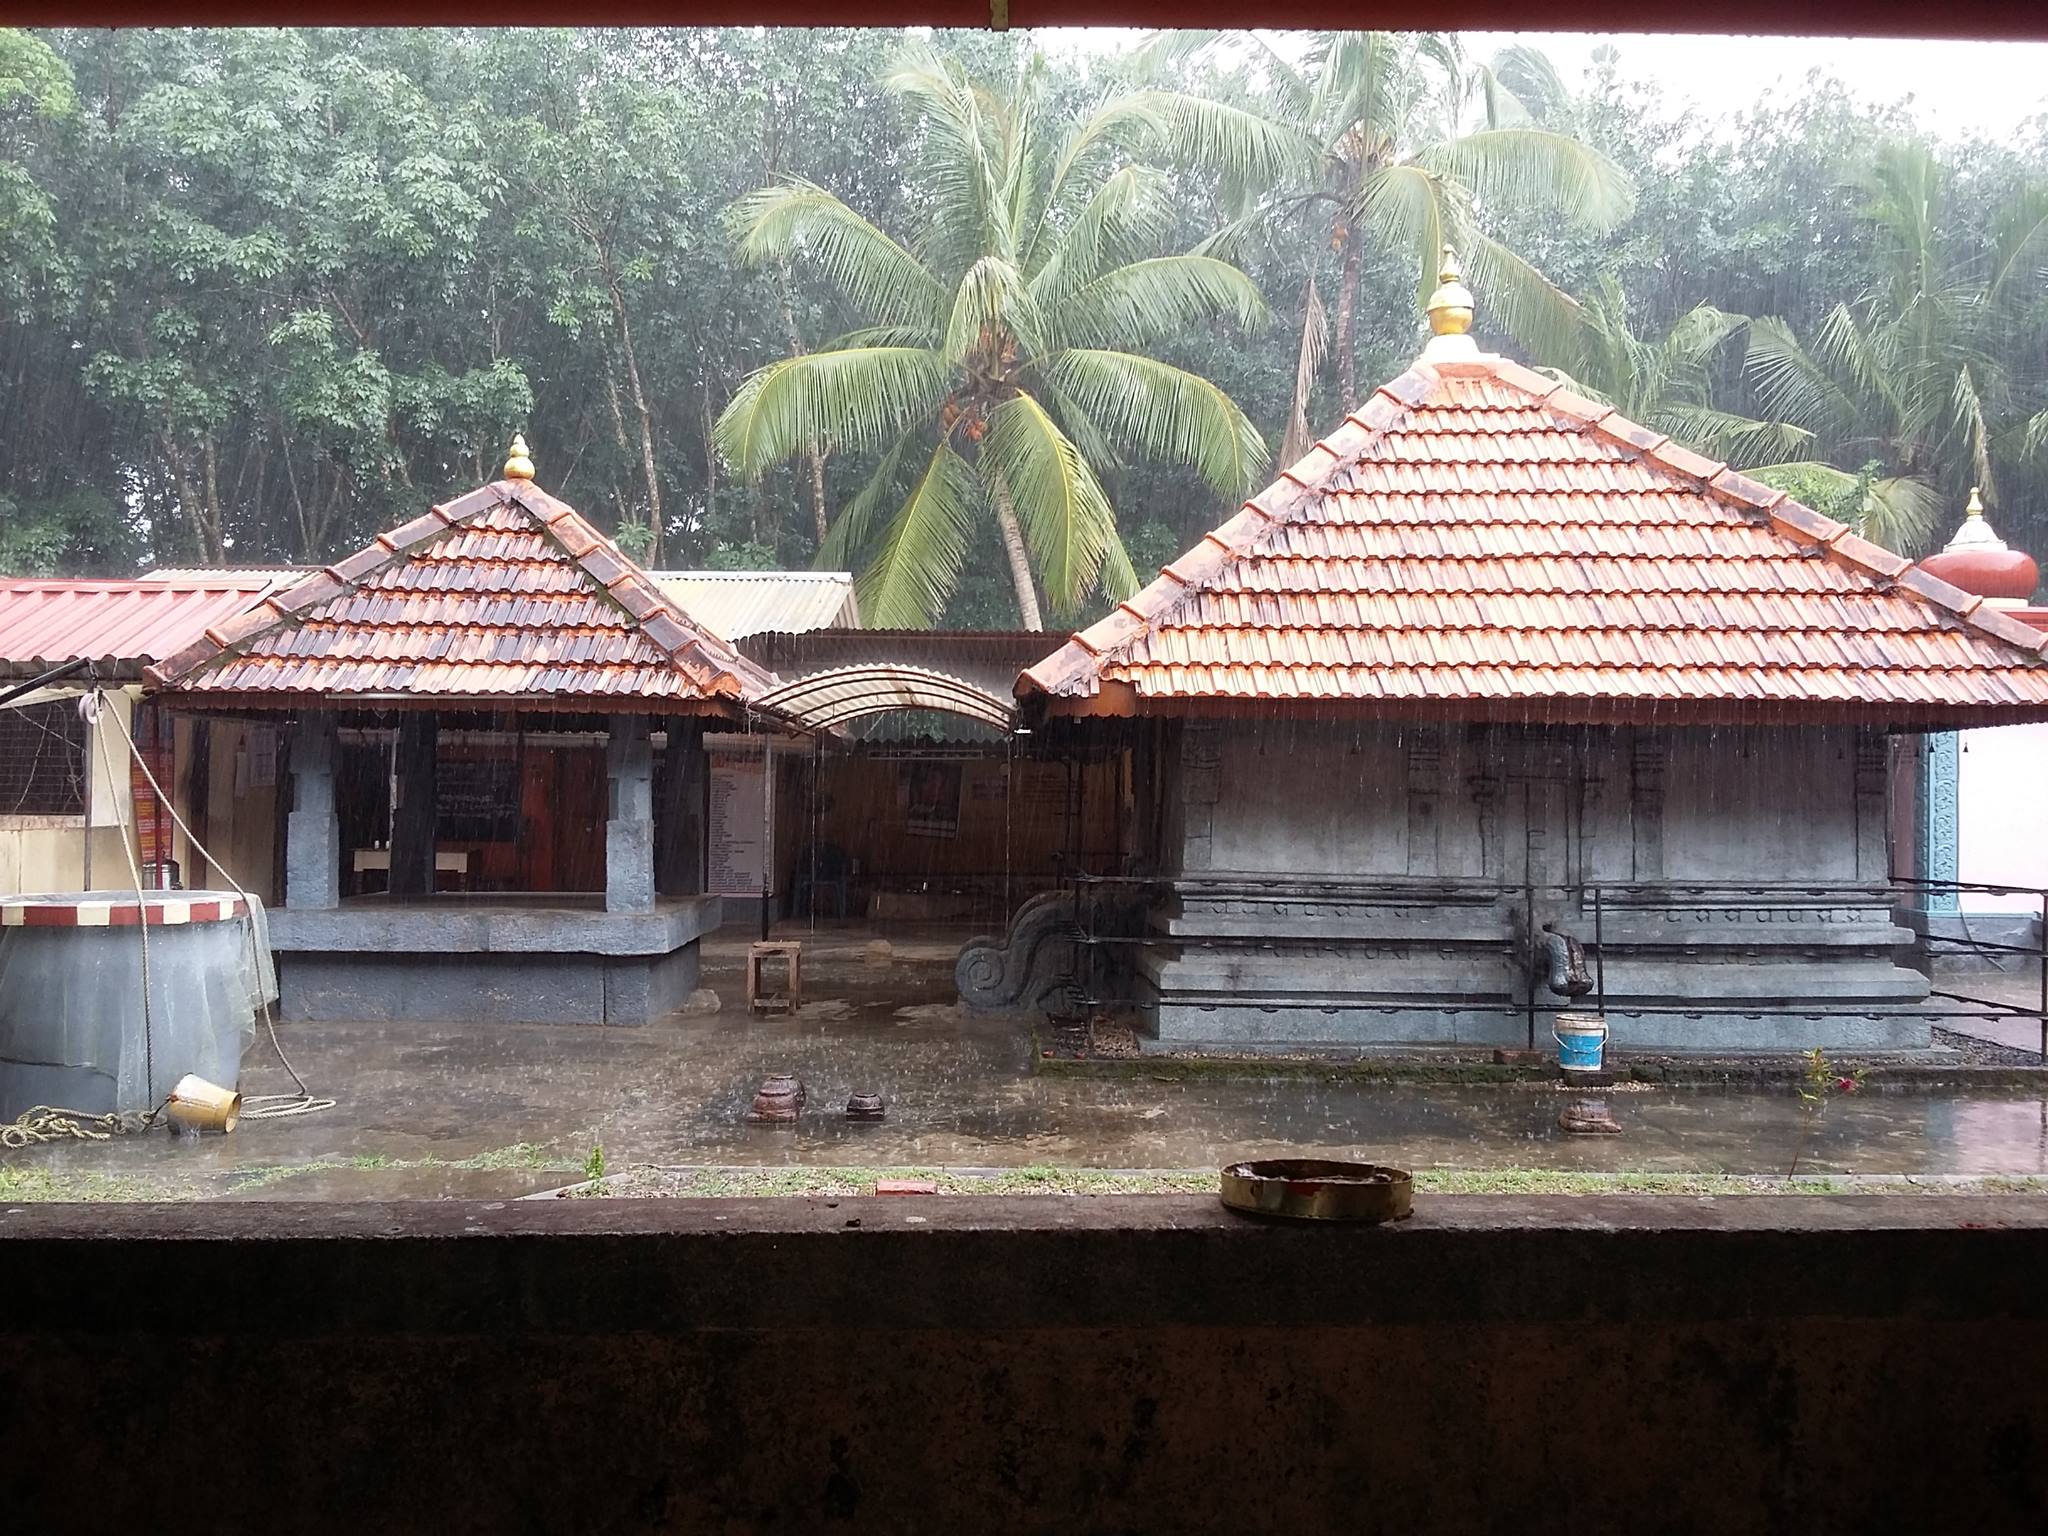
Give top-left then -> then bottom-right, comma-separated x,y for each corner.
1956,723 -> 2048,911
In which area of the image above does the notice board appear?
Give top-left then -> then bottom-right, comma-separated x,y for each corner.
706,738 -> 773,897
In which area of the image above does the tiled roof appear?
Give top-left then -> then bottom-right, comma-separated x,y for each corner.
1021,354 -> 2048,726
148,480 -> 778,711
0,576 -> 283,679
647,570 -> 859,640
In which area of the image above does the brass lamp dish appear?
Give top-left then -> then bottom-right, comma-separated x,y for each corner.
1219,1158 -> 1414,1223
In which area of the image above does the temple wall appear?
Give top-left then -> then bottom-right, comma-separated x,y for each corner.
1141,721 -> 1926,1052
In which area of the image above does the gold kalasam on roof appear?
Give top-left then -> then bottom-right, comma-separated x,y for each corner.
1426,248 -> 1474,337
503,433 -> 535,481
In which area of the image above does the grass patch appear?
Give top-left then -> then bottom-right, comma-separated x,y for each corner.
228,1142 -> 571,1192
0,1165 -> 205,1203
568,1165 -> 2048,1200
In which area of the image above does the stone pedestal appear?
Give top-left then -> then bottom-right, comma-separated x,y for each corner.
285,716 -> 341,910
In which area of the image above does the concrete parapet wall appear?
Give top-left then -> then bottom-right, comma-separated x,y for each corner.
2,1196 -> 2046,1532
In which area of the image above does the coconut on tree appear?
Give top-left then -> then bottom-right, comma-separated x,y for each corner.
715,46 -> 1272,629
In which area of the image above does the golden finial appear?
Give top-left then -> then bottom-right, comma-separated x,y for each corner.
1426,247 -> 1475,338
1966,485 -> 1985,517
503,433 -> 535,482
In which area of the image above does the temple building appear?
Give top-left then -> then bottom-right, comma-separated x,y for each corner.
1011,255 -> 2048,1052
1897,489 -> 2048,961
147,438 -> 784,1026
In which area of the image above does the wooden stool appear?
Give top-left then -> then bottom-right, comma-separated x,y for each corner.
747,941 -> 802,1015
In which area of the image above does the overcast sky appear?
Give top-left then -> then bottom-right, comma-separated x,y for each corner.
1469,33 -> 2048,141
1045,30 -> 2048,143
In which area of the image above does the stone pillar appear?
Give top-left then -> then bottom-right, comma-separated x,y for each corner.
1178,721 -> 1222,873
390,714 -> 438,898
285,715 -> 341,910
1629,730 -> 1667,883
655,720 -> 705,897
1853,729 -> 1890,885
606,715 -> 655,914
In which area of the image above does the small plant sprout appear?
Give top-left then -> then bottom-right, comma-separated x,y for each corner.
1789,1048 -> 1867,1178
584,1144 -> 607,1184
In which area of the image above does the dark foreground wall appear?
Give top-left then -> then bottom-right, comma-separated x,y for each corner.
4,1196 -> 2047,1533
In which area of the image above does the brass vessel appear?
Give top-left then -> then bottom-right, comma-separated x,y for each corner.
1219,1158 -> 1413,1223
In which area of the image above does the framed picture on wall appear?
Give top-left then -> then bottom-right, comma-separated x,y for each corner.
903,761 -> 961,838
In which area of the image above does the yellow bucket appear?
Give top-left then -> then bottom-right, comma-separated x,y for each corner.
165,1074 -> 241,1134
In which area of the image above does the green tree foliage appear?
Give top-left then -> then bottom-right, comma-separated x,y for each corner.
1132,31 -> 1634,460
717,45 -> 1269,628
0,27 -> 2041,591
1741,142 -> 2048,552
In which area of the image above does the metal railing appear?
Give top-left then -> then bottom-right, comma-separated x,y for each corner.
1060,871 -> 2048,1058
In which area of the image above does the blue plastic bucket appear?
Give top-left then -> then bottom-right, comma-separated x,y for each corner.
1554,1012 -> 1608,1074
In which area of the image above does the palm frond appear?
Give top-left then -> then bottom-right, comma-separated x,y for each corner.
944,254 -> 1042,363
1107,89 -> 1318,211
818,423 -> 931,570
1026,163 -> 1165,305
729,180 -> 947,332
1481,46 -> 1569,126
1421,128 -> 1635,229
715,346 -> 948,478
1051,253 -> 1269,352
1747,461 -> 1941,555
980,391 -> 1119,610
1650,404 -> 1814,466
1096,526 -> 1142,604
1744,317 -> 1860,442
1459,228 -> 1591,374
1353,162 -> 1448,309
1045,348 -> 1268,500
857,438 -> 979,628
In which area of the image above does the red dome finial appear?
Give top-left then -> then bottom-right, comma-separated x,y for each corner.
1920,487 -> 2039,606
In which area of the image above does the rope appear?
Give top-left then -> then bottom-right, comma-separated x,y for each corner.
96,698 -> 335,1120
2,1100 -> 163,1149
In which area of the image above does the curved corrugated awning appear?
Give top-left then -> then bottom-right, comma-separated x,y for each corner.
753,665 -> 1015,731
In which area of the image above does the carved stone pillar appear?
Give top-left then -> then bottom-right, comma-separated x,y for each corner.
1917,732 -> 1959,914
1405,726 -> 1443,876
1468,769 -> 1503,882
1179,721 -> 1222,872
389,713 -> 438,898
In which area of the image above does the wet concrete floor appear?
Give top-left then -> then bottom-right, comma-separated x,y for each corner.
10,932 -> 2048,1198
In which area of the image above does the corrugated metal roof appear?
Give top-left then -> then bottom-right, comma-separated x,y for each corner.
149,481 -> 780,712
648,570 -> 858,640
1022,353 -> 2048,726
0,576 -> 282,678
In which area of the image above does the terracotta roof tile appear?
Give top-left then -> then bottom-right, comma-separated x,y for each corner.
148,480 -> 777,711
1021,355 -> 2048,723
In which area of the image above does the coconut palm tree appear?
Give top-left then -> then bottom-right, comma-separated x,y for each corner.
1134,31 -> 1634,461
1741,142 -> 2048,553
715,47 -> 1272,629
1541,278 -> 1811,464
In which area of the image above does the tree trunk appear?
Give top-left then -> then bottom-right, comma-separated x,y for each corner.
990,473 -> 1043,630
1334,218 -> 1363,414
777,279 -> 830,545
608,278 -> 664,566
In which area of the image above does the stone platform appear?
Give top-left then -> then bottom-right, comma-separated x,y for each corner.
269,894 -> 721,1026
